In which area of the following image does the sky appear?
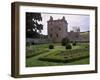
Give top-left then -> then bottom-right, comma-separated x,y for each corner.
40,13 -> 90,35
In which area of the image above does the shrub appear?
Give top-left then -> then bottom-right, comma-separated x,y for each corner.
85,45 -> 89,48
65,44 -> 72,49
49,44 -> 54,49
39,57 -> 66,63
61,37 -> 70,46
32,41 -> 35,45
26,49 -> 49,58
72,41 -> 76,46
26,42 -> 31,47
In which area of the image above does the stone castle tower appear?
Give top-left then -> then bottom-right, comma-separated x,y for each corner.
47,16 -> 89,43
47,16 -> 68,42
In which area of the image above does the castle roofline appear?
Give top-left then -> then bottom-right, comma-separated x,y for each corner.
48,16 -> 68,23
48,19 -> 68,23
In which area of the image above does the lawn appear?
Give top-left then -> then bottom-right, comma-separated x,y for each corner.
26,43 -> 89,67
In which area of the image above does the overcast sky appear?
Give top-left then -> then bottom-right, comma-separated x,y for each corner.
40,13 -> 90,35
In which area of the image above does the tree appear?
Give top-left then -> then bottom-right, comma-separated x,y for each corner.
61,37 -> 70,46
26,12 -> 43,38
72,41 -> 77,46
65,44 -> 72,49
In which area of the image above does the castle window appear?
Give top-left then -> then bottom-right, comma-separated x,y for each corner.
59,27 -> 61,31
56,34 -> 58,38
51,28 -> 53,31
75,34 -> 79,38
50,34 -> 52,38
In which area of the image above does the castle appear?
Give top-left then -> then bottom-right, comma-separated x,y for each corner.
47,16 -> 89,43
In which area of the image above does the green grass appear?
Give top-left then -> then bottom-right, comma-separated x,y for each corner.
26,43 -> 89,67
26,44 -> 49,58
39,48 -> 89,63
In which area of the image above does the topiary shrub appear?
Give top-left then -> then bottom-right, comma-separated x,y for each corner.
85,45 -> 89,48
26,42 -> 31,47
32,41 -> 35,45
72,41 -> 76,46
49,44 -> 54,49
65,44 -> 72,49
61,37 -> 70,46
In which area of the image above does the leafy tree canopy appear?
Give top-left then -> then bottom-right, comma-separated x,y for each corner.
26,12 -> 43,38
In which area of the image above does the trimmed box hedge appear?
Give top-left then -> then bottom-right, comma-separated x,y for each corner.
39,48 -> 89,63
26,49 -> 49,58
